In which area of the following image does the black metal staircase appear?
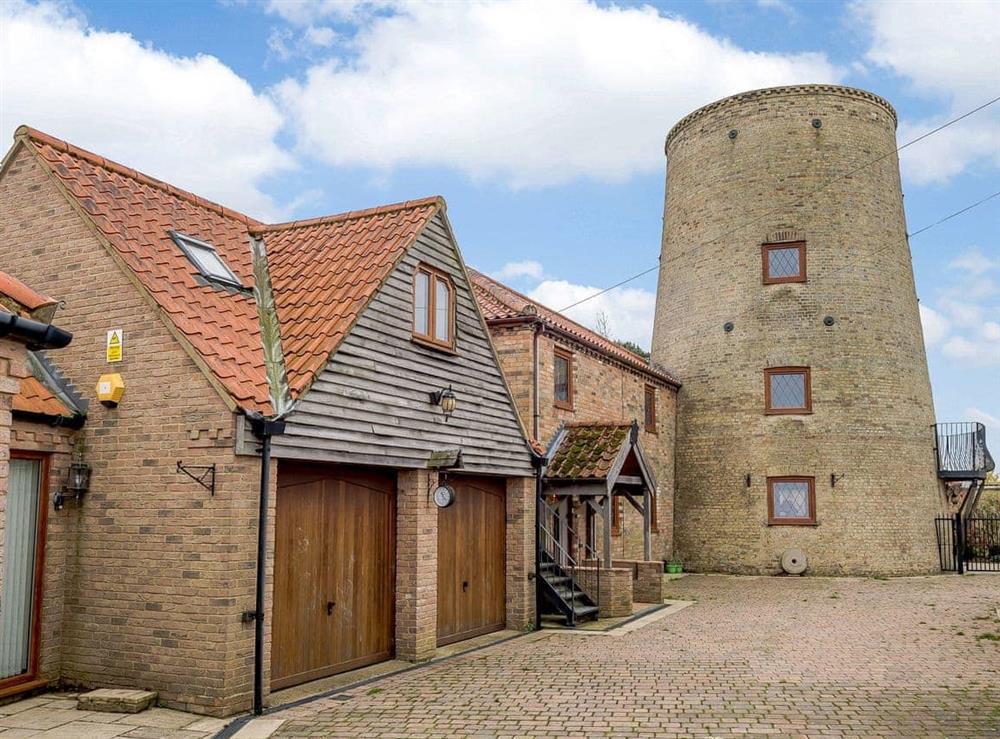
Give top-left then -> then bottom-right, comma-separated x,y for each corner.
934,422 -> 995,515
537,500 -> 600,626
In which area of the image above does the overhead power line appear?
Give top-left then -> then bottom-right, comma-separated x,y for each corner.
558,94 -> 1000,313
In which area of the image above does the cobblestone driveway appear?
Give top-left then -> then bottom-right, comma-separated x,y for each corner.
270,575 -> 999,738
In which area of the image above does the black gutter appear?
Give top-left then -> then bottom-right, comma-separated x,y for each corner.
12,409 -> 86,430
0,310 -> 72,350
248,414 -> 287,716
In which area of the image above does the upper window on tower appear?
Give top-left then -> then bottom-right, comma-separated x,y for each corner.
762,241 -> 806,284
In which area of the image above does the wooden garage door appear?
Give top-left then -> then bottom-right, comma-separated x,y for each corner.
437,475 -> 506,646
272,464 -> 395,690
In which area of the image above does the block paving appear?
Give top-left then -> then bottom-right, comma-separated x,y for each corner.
268,574 -> 999,737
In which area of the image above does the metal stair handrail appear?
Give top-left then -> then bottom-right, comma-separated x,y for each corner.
934,422 -> 995,478
538,499 -> 601,625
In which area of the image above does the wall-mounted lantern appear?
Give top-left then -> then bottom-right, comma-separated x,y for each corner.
54,457 -> 91,510
429,385 -> 457,421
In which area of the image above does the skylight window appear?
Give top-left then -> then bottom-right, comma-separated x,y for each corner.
169,231 -> 242,287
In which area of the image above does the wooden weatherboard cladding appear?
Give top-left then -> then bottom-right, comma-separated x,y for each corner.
761,241 -> 806,284
764,366 -> 812,415
412,262 -> 456,352
270,212 -> 534,477
767,476 -> 816,526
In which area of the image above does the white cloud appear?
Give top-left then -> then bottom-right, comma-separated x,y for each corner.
949,247 -> 999,277
0,0 -> 295,219
941,317 -> 1000,366
856,0 -> 1000,184
494,260 -> 544,281
304,25 -> 337,47
756,0 -> 797,19
920,303 -> 950,347
264,0 -> 385,26
528,279 -> 655,348
275,0 -> 840,188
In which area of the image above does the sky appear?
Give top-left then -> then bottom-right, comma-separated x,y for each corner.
1,0 -> 998,442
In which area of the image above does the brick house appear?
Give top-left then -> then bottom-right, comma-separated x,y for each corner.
468,269 -> 680,567
0,127 -> 536,715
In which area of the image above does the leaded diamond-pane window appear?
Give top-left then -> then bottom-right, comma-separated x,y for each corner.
762,241 -> 806,283
765,368 -> 811,414
768,477 -> 815,524
768,247 -> 800,277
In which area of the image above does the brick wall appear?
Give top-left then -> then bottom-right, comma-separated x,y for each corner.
652,85 -> 943,575
575,566 -> 632,618
0,144 -> 266,715
488,323 -> 676,563
504,475 -> 535,630
395,469 -> 438,662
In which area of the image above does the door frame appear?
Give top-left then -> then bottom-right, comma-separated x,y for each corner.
0,450 -> 50,697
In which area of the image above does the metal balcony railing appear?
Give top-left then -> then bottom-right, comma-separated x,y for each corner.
934,422 -> 995,480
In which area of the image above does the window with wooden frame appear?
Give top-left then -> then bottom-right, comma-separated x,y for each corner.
553,347 -> 573,410
767,476 -> 816,525
762,241 -> 806,284
764,367 -> 812,414
412,263 -> 456,351
644,385 -> 657,433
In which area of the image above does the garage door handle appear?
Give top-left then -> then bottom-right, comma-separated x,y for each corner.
462,581 -> 469,592
327,601 -> 335,615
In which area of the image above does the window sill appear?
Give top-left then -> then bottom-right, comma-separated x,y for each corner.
762,277 -> 807,285
411,335 -> 458,356
765,409 -> 813,416
553,401 -> 574,411
767,520 -> 819,527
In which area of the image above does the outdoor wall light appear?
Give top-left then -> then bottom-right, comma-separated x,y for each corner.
54,457 -> 91,510
429,385 -> 457,421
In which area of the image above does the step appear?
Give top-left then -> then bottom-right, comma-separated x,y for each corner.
77,689 -> 157,714
573,605 -> 600,619
543,575 -> 571,587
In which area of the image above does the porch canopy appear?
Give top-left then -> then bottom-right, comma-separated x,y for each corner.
542,421 -> 657,565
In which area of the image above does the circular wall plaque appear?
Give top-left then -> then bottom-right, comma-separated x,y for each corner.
433,484 -> 456,509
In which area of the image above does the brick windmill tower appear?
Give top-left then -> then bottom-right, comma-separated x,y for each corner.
651,85 -> 946,575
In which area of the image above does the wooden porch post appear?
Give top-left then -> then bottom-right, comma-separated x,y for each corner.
602,494 -> 613,568
642,488 -> 652,561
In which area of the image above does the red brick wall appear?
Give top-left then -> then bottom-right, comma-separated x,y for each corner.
487,323 -> 677,562
0,144 -> 266,715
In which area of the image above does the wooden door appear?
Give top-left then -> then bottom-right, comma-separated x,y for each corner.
437,475 -> 506,646
272,464 -> 395,690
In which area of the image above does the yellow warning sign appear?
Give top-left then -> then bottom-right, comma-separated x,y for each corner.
106,329 -> 123,363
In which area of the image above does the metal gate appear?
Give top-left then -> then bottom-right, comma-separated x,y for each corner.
936,514 -> 1000,573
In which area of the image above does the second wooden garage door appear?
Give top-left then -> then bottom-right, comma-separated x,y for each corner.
437,475 -> 506,646
272,464 -> 395,690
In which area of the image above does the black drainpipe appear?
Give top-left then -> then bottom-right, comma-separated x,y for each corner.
531,321 -> 542,441
248,415 -> 286,716
532,450 -> 546,631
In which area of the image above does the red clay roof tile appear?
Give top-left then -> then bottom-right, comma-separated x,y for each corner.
0,270 -> 57,318
13,375 -> 74,418
467,268 -> 680,387
18,126 -> 441,413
